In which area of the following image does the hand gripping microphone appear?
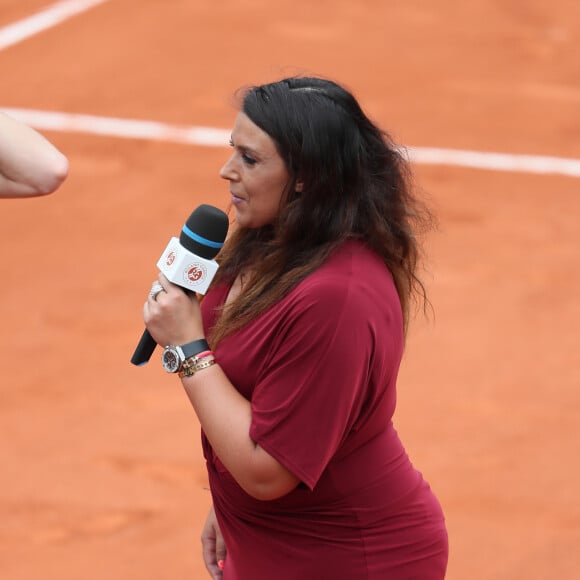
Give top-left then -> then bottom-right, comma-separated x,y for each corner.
130,204 -> 229,366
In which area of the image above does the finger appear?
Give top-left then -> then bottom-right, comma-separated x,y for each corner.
216,533 -> 227,564
148,280 -> 166,302
202,540 -> 222,579
157,272 -> 172,289
157,272 -> 197,305
156,273 -> 187,300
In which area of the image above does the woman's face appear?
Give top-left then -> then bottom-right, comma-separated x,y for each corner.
220,112 -> 291,229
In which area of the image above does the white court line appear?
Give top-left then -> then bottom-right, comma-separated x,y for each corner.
2,4 -> 579,179
3,107 -> 580,179
1,108 -> 230,147
407,147 -> 580,179
0,0 -> 111,51
2,5 -> 579,179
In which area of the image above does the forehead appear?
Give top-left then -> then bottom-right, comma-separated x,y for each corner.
231,112 -> 278,155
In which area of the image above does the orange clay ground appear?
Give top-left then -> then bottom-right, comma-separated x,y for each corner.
1,1 -> 579,578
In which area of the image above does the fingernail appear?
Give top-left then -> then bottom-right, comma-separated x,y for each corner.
217,560 -> 225,570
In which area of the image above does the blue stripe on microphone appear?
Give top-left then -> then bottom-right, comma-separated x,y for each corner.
181,224 -> 224,249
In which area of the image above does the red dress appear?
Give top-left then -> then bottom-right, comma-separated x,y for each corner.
201,240 -> 448,579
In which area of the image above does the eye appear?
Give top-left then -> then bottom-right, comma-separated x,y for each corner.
241,152 -> 257,166
228,139 -> 257,166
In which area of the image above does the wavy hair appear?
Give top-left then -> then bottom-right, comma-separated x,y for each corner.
209,76 -> 433,346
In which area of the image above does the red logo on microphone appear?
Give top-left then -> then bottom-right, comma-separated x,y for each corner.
165,251 -> 176,266
184,262 -> 207,285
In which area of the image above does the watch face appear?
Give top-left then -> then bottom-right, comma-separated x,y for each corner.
162,347 -> 181,373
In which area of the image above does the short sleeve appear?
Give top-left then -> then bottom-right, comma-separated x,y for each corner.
249,277 -> 376,490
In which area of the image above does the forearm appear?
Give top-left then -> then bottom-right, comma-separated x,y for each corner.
143,276 -> 299,499
0,112 -> 69,197
181,362 -> 299,500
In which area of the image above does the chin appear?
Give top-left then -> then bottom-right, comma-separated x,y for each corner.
234,211 -> 250,228
234,210 -> 274,230
234,212 -> 258,229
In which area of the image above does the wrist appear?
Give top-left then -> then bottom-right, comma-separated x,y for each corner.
161,338 -> 211,374
178,352 -> 216,378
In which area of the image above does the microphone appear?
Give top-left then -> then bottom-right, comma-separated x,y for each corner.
130,204 -> 229,366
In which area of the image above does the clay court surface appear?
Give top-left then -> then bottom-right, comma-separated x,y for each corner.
1,1 -> 579,578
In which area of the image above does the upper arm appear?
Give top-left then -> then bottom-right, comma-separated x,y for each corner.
0,113 -> 69,197
249,279 -> 377,489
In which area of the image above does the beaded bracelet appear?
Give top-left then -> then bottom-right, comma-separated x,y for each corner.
178,351 -> 215,378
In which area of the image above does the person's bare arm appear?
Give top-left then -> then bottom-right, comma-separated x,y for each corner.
144,274 -> 301,501
0,112 -> 69,197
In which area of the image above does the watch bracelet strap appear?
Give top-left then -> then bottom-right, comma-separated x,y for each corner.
178,357 -> 215,378
180,338 -> 211,359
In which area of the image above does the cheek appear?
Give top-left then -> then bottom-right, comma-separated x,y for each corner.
249,188 -> 284,226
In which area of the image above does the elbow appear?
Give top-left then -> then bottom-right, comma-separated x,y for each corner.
214,442 -> 300,501
37,153 -> 69,195
34,152 -> 69,195
237,460 -> 301,501
241,480 -> 296,502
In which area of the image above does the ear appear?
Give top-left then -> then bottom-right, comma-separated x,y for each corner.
295,179 -> 304,193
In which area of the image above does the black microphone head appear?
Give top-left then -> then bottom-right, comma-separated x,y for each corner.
179,204 -> 229,259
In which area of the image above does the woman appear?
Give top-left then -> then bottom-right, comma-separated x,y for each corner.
0,111 -> 68,197
144,76 -> 448,579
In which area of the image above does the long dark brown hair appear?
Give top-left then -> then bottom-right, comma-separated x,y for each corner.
209,76 -> 433,346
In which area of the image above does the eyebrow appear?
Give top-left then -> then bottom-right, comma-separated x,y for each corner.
230,137 -> 261,158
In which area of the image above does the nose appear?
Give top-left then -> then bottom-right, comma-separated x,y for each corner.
219,153 -> 237,181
